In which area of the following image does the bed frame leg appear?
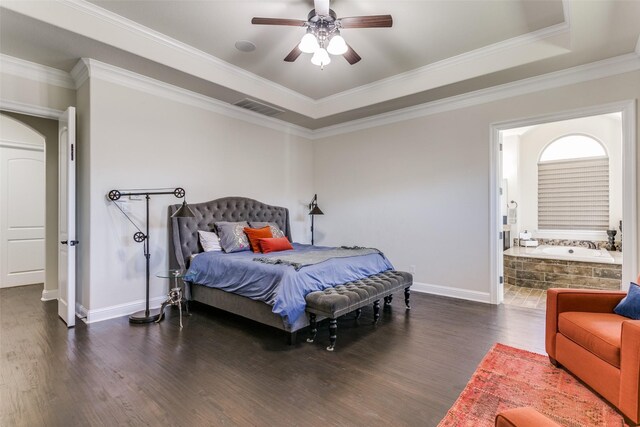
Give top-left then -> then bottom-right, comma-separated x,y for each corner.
373,300 -> 380,324
327,318 -> 337,351
287,331 -> 297,346
306,313 -> 317,343
384,295 -> 393,306
354,308 -> 362,320
405,287 -> 411,310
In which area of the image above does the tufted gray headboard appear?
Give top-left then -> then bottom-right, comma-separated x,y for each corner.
168,196 -> 291,270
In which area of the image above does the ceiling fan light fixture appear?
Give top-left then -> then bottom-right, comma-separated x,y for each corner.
299,32 -> 319,53
311,47 -> 331,67
327,33 -> 347,55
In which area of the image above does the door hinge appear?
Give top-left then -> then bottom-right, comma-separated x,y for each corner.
499,143 -> 503,151
71,144 -> 74,161
500,187 -> 503,196
499,276 -> 504,284
499,231 -> 503,240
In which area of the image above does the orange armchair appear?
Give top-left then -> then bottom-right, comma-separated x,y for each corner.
545,275 -> 640,425
495,407 -> 561,427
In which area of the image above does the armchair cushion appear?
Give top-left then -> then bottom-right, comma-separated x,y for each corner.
558,312 -> 624,368
614,282 -> 640,319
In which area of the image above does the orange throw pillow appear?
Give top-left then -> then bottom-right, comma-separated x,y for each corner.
258,237 -> 293,253
244,226 -> 273,253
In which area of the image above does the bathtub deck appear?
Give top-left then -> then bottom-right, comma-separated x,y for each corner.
504,253 -> 621,291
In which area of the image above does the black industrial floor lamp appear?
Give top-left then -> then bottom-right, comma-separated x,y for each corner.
309,194 -> 324,245
107,187 -> 195,324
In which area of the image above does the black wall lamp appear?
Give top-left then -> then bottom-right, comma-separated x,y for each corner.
107,187 -> 194,324
308,194 -> 324,245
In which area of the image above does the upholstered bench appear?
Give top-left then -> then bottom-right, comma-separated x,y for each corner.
304,270 -> 413,351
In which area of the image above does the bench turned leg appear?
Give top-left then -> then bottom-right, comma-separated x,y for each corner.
373,300 -> 381,324
384,294 -> 393,305
354,308 -> 362,320
404,287 -> 411,310
307,313 -> 317,343
327,318 -> 337,351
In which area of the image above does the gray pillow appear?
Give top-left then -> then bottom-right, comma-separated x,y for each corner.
249,222 -> 285,239
214,221 -> 250,253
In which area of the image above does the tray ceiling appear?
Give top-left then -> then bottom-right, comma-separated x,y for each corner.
1,0 -> 639,129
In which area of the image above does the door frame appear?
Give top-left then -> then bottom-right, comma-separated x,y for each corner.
0,104 -> 70,299
489,100 -> 637,304
0,132 -> 46,288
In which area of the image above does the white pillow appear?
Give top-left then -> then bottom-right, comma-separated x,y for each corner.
198,230 -> 222,252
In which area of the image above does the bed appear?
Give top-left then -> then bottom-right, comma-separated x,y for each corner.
168,196 -> 396,342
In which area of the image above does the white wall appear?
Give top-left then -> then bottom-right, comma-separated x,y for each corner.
502,134 -> 520,230
314,70 -> 640,299
83,78 -> 314,315
516,115 -> 622,241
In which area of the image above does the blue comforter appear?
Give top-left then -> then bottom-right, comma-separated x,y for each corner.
183,243 -> 393,329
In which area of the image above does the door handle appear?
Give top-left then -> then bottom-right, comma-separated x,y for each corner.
61,240 -> 79,246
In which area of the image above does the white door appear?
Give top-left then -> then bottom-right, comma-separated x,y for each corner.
58,107 -> 76,327
0,147 -> 45,287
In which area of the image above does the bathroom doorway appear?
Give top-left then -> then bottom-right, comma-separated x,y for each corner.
490,102 -> 637,308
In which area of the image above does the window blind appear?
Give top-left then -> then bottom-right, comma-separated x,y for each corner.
538,157 -> 609,230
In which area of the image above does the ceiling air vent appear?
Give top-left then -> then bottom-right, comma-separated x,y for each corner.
233,98 -> 284,117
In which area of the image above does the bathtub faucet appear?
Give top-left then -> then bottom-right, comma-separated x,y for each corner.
580,240 -> 597,249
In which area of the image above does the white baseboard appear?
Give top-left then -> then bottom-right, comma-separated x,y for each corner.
411,281 -> 492,304
81,295 -> 167,324
75,302 -> 88,323
76,284 -> 489,323
41,288 -> 59,301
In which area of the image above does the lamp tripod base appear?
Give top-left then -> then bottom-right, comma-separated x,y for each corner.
129,309 -> 161,324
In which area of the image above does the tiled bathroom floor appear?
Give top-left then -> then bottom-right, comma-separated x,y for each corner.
504,284 -> 547,310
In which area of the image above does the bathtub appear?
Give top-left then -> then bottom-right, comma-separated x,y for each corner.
503,245 -> 622,291
530,245 -> 615,264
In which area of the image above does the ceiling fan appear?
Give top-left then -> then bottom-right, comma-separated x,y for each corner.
251,0 -> 392,68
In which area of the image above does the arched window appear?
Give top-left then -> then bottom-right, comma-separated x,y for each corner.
539,134 -> 607,162
538,135 -> 609,231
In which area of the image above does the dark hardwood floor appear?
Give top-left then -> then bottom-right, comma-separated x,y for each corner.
1,284 -> 545,426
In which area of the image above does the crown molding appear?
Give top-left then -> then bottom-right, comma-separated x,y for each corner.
70,58 -> 89,89
311,52 -> 640,140
75,58 -> 314,139
0,53 -> 75,89
0,98 -> 64,120
3,50 -> 638,141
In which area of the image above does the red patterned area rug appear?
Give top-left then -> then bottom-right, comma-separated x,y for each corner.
438,343 -> 625,427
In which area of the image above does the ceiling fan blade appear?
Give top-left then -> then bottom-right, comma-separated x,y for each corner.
339,15 -> 393,29
314,0 -> 330,17
284,45 -> 303,62
343,44 -> 361,65
251,17 -> 307,26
